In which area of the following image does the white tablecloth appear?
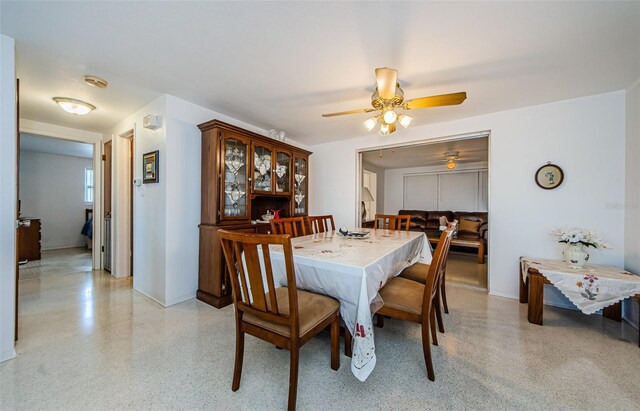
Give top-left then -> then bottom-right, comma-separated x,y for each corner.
521,257 -> 640,314
260,228 -> 431,381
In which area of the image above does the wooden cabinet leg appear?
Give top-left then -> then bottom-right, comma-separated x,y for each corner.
519,267 -> 529,304
602,302 -> 622,322
478,242 -> 485,264
528,274 -> 544,325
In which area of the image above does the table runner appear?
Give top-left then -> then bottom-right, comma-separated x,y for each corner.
260,228 -> 431,381
521,257 -> 640,314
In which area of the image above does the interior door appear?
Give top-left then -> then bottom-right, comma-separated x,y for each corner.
15,79 -> 20,341
103,140 -> 112,272
129,137 -> 133,276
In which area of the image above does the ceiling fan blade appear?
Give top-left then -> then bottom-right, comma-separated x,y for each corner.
375,67 -> 398,100
321,108 -> 375,117
404,92 -> 467,110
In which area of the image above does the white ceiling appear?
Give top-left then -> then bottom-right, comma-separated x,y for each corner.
2,2 -> 639,145
362,137 -> 488,169
20,133 -> 93,159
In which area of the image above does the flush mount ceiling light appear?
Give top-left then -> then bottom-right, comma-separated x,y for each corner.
84,75 -> 108,89
52,97 -> 96,115
322,67 -> 466,136
444,151 -> 460,170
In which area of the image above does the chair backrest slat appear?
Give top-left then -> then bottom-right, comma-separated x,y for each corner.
306,215 -> 336,234
219,230 -> 299,334
373,214 -> 411,231
243,243 -> 268,311
232,241 -> 252,307
262,243 -> 280,314
271,217 -> 308,237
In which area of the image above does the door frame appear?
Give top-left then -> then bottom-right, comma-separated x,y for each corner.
19,120 -> 103,270
0,36 -> 17,362
112,129 -> 134,278
354,130 -> 492,292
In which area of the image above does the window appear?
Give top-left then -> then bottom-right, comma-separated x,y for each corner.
84,168 -> 94,203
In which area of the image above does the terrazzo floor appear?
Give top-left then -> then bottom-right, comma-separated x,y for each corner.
1,250 -> 639,410
444,252 -> 488,290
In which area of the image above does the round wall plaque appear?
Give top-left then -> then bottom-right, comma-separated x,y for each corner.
535,162 -> 564,190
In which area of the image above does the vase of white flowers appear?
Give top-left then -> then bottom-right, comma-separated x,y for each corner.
550,228 -> 609,269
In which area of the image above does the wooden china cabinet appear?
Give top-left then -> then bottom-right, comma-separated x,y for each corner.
197,119 -> 311,308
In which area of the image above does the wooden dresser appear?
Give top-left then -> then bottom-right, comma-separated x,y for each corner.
197,120 -> 311,308
18,218 -> 41,262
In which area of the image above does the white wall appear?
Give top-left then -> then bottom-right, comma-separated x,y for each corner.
20,151 -> 92,250
0,34 -> 17,362
110,94 -> 275,306
310,91 -> 626,300
624,79 -> 640,329
384,161 -> 488,214
110,96 -> 168,304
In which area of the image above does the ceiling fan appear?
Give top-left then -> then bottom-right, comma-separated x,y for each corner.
322,67 -> 467,136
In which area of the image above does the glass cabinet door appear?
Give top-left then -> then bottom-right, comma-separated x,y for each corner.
274,151 -> 291,194
252,144 -> 274,193
221,136 -> 249,220
293,156 -> 308,215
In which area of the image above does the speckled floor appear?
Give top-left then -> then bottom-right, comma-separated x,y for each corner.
445,252 -> 488,290
2,251 -> 639,410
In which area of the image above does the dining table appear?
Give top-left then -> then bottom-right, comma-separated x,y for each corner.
257,227 -> 432,381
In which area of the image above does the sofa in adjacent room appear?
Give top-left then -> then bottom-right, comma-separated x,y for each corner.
399,209 -> 488,264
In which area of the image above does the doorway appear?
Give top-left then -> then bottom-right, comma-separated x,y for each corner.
128,136 -> 134,276
17,134 -> 95,276
103,140 -> 112,272
112,129 -> 134,278
357,132 -> 490,291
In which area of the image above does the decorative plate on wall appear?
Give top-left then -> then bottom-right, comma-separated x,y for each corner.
535,162 -> 564,189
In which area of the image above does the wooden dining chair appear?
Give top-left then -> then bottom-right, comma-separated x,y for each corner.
270,217 -> 308,237
218,230 -> 340,411
373,214 -> 411,231
376,229 -> 453,381
306,215 -> 336,234
399,222 -> 457,332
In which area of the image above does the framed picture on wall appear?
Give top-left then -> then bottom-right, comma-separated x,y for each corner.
534,162 -> 564,190
143,150 -> 159,184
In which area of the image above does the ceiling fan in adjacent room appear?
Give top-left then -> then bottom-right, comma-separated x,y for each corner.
322,67 -> 467,136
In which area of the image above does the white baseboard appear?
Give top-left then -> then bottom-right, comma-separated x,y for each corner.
132,288 -> 167,307
488,290 -> 517,300
0,347 -> 16,363
132,287 -> 195,308
165,292 -> 196,307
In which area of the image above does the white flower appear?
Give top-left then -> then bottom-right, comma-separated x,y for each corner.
550,227 -> 610,249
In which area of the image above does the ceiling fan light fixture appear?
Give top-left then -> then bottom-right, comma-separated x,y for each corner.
379,123 -> 390,136
382,108 -> 397,124
447,159 -> 457,170
363,116 -> 378,132
398,114 -> 413,128
52,97 -> 96,115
